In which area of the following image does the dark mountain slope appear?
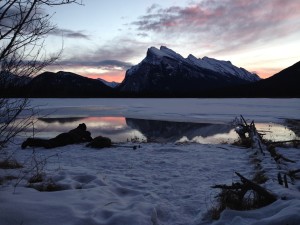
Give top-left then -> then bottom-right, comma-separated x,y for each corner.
27,71 -> 114,97
217,61 -> 300,97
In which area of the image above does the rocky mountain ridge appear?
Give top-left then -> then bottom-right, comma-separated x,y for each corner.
118,46 -> 260,94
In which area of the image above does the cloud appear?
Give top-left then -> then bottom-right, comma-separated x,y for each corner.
55,37 -> 150,68
97,60 -> 133,69
53,59 -> 133,70
132,0 -> 300,54
92,37 -> 150,62
146,4 -> 160,14
45,37 -> 152,81
49,28 -> 90,39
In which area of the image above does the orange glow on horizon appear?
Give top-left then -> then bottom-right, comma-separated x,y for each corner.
84,71 -> 125,83
251,67 -> 283,79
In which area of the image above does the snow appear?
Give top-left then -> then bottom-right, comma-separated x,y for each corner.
187,54 -> 217,72
143,46 -> 260,82
159,46 -> 186,62
187,56 -> 260,82
213,199 -> 300,225
0,143 -> 251,225
1,98 -> 300,225
148,47 -> 170,59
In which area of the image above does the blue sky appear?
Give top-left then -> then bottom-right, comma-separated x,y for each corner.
44,0 -> 300,82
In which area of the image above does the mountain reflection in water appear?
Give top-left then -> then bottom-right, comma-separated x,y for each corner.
126,118 -> 233,143
30,117 -> 297,144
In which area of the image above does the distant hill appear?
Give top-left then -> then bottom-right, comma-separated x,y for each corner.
216,61 -> 300,97
250,60 -> 300,97
117,46 -> 260,96
26,71 -> 114,97
0,71 -> 32,96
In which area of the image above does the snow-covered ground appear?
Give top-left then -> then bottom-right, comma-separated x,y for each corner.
1,98 -> 300,225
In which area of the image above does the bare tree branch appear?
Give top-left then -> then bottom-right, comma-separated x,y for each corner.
0,0 -> 82,150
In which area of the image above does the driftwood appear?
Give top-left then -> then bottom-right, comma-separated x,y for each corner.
235,115 -> 265,154
234,116 -> 299,188
211,115 -> 298,215
283,174 -> 289,188
235,172 -> 277,202
267,145 -> 296,163
288,169 -> 300,181
277,173 -> 283,185
212,172 -> 277,210
289,169 -> 300,175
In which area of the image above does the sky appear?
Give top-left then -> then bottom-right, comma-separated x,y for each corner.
44,0 -> 300,82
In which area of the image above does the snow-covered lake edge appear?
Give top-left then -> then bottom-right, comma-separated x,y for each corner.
1,98 -> 299,225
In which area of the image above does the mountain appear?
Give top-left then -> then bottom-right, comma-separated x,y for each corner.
219,60 -> 300,97
250,60 -> 300,97
0,72 -> 32,96
118,46 -> 260,96
0,72 -> 32,88
97,78 -> 120,88
26,71 -> 114,97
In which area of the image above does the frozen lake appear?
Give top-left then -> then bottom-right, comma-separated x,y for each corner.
27,98 -> 300,124
1,98 -> 300,225
22,98 -> 300,143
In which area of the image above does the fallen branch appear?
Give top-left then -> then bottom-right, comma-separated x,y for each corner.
289,169 -> 300,175
267,145 -> 296,163
288,169 -> 300,180
211,172 -> 277,217
235,172 -> 277,202
212,182 -> 244,190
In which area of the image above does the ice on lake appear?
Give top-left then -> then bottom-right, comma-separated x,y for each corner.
19,98 -> 300,143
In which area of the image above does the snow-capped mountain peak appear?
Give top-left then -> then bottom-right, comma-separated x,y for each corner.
200,56 -> 260,82
145,46 -> 260,82
146,46 -> 186,64
159,46 -> 186,61
119,46 -> 261,94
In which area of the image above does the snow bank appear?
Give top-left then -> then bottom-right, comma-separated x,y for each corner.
1,142 -> 299,225
212,199 -> 300,225
1,142 -> 250,225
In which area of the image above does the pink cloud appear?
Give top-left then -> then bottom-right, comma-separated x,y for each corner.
132,0 -> 300,53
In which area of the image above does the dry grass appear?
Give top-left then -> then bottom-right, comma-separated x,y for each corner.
0,159 -> 23,169
28,178 -> 65,192
211,181 -> 274,220
28,173 -> 45,183
252,171 -> 268,184
0,175 -> 18,185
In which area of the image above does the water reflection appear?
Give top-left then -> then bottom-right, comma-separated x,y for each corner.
25,116 -> 298,144
29,117 -> 145,142
126,118 -> 233,143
